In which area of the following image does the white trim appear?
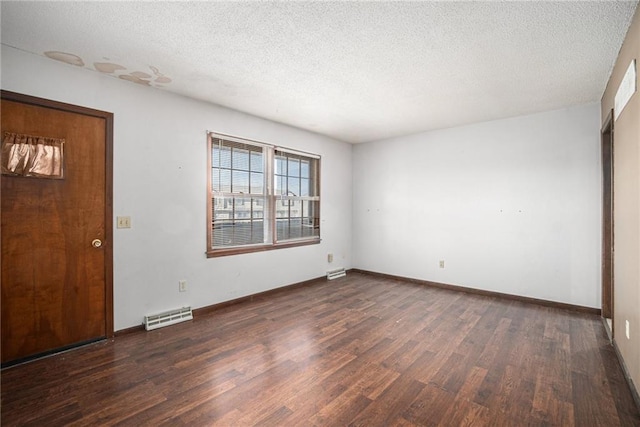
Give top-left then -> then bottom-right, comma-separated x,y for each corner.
208,131 -> 272,148
275,146 -> 321,159
208,131 -> 321,159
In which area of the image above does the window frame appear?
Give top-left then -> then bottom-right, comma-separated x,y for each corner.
207,132 -> 321,258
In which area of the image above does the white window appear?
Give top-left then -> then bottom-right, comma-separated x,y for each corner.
207,133 -> 320,257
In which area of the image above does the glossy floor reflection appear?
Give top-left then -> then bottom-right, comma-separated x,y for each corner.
2,272 -> 639,426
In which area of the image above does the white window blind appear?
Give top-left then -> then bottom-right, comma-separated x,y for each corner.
274,149 -> 320,242
208,133 -> 320,256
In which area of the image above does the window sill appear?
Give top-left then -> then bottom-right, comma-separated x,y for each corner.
206,238 -> 321,258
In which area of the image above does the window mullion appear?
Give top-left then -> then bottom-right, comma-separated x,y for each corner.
266,147 -> 275,245
208,132 -> 319,256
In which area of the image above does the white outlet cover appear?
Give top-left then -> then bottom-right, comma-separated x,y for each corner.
626,320 -> 630,339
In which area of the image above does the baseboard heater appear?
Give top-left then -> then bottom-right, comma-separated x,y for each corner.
327,268 -> 346,280
144,306 -> 193,331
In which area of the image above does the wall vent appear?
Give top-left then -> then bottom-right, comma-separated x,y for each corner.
327,268 -> 346,280
144,306 -> 193,331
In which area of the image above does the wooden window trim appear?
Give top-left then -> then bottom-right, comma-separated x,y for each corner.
206,132 -> 320,258
207,238 -> 321,258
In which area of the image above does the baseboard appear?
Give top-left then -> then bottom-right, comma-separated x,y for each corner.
613,339 -> 640,412
114,269 -> 600,335
350,269 -> 601,315
114,324 -> 144,336
601,317 -> 613,342
112,275 -> 328,336
193,275 -> 326,317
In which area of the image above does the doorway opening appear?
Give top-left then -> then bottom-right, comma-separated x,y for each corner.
601,109 -> 614,341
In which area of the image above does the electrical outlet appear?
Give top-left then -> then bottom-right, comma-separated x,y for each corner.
179,280 -> 187,292
626,320 -> 630,340
328,253 -> 334,263
117,216 -> 131,229
439,260 -> 445,268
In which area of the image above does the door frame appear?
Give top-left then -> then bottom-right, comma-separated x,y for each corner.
1,90 -> 114,340
601,108 -> 614,340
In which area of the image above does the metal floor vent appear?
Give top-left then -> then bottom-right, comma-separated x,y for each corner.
144,306 -> 193,331
327,268 -> 346,280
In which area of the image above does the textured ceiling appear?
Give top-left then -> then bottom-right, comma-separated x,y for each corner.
1,1 -> 638,143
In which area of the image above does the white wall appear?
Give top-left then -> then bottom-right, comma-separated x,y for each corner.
601,5 -> 640,395
1,46 -> 352,330
353,104 -> 602,308
1,43 -> 603,328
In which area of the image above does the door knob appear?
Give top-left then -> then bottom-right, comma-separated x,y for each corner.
92,239 -> 103,248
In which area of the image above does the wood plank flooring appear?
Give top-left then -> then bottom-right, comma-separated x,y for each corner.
2,272 -> 639,426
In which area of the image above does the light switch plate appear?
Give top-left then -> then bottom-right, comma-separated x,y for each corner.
117,216 -> 131,229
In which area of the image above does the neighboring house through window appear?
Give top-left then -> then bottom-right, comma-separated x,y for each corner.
207,132 -> 320,257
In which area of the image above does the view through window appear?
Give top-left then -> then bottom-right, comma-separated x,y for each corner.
207,133 -> 320,257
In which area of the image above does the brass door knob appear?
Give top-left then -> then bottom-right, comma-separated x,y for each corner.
92,239 -> 103,248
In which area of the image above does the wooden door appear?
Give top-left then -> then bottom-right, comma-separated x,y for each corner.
1,91 -> 113,365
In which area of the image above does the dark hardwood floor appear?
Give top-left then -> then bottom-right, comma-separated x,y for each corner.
2,272 -> 639,426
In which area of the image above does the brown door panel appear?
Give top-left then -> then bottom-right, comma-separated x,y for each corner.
1,95 -> 112,364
